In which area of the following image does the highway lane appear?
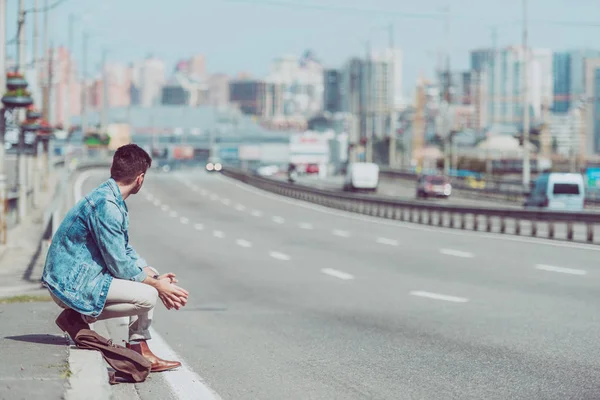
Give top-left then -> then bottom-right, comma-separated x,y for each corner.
272,173 -> 599,243
284,173 -> 521,209
82,169 -> 600,399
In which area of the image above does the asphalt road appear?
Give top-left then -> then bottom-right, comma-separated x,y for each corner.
81,168 -> 600,399
284,174 -> 520,209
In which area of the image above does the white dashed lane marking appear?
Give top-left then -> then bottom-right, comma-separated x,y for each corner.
169,211 -> 178,218
221,199 -> 232,205
376,237 -> 399,246
269,251 -> 291,261
161,205 -> 169,211
272,216 -> 285,224
251,210 -> 263,217
535,264 -> 587,275
213,231 -> 225,238
409,291 -> 469,303
440,249 -> 474,258
235,204 -> 247,212
194,224 -> 204,231
299,223 -> 313,230
321,268 -> 354,280
180,217 -> 189,224
236,239 -> 252,248
153,199 -> 161,206
332,230 -> 350,238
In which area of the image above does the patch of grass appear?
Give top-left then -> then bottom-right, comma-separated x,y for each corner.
0,294 -> 52,304
60,363 -> 72,379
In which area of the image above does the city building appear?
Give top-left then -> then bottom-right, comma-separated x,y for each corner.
42,47 -> 82,126
438,70 -> 473,105
208,74 -> 230,107
553,50 -> 600,113
584,58 -> 600,155
484,46 -> 553,128
161,73 -> 209,106
229,79 -> 271,117
323,69 -> 342,113
470,49 -> 494,73
131,56 -> 166,107
189,55 -> 206,80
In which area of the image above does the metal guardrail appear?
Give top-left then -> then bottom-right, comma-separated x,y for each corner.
223,167 -> 600,244
378,167 -> 600,205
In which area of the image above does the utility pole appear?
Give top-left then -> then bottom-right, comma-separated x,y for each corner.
442,5 -> 452,175
486,25 -> 498,177
101,48 -> 108,132
41,0 -> 49,119
65,14 -> 74,133
521,0 -> 531,188
0,0 -> 7,243
16,0 -> 28,222
81,32 -> 89,139
365,40 -> 373,163
388,22 -> 396,168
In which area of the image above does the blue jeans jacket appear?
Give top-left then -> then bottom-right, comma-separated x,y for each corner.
42,178 -> 148,317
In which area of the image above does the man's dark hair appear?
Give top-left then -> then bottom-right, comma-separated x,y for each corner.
110,144 -> 152,184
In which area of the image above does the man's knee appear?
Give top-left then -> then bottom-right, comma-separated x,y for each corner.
137,286 -> 159,311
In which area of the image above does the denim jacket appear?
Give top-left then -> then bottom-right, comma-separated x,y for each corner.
42,178 -> 148,317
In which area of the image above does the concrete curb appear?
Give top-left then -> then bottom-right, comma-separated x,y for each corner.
64,344 -> 112,400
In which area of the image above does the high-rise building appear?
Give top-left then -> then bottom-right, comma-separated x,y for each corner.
131,56 -> 166,107
324,69 -> 342,113
553,50 -> 600,114
485,46 -> 553,127
208,74 -> 230,107
43,47 -> 81,126
470,49 -> 494,73
189,55 -> 206,79
584,58 -> 600,155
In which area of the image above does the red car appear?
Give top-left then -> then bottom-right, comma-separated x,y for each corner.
306,164 -> 319,174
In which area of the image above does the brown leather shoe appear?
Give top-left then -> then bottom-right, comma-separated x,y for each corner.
55,309 -> 90,343
126,340 -> 181,372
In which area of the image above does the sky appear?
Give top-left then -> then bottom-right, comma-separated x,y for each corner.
5,0 -> 600,98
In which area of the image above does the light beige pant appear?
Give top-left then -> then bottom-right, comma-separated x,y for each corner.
51,278 -> 159,342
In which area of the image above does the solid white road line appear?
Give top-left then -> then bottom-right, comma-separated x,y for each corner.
439,249 -> 474,258
269,251 -> 291,261
161,205 -> 170,211
180,217 -> 189,224
213,230 -> 225,238
321,268 -> 354,280
220,176 -> 600,252
376,237 -> 399,246
299,223 -> 314,230
409,291 -> 469,303
251,210 -> 263,217
332,229 -> 350,238
272,216 -> 285,224
148,328 -> 221,400
535,264 -> 587,275
74,170 -> 95,202
194,223 -> 204,231
235,204 -> 247,211
169,211 -> 178,218
236,239 -> 252,248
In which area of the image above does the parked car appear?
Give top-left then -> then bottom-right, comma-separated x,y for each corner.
416,175 -> 452,199
306,163 -> 319,175
524,172 -> 585,210
343,162 -> 379,192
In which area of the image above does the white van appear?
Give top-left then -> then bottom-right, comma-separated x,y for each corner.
343,162 -> 379,192
524,173 -> 585,211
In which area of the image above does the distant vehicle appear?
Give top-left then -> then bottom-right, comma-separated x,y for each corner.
206,157 -> 222,172
343,162 -> 379,192
524,172 -> 585,211
256,165 -> 279,177
306,163 -> 319,175
416,175 -> 452,199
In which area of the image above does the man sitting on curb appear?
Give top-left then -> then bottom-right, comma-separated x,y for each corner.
42,144 -> 189,372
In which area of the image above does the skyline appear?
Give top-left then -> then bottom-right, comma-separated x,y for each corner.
5,0 -> 600,96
